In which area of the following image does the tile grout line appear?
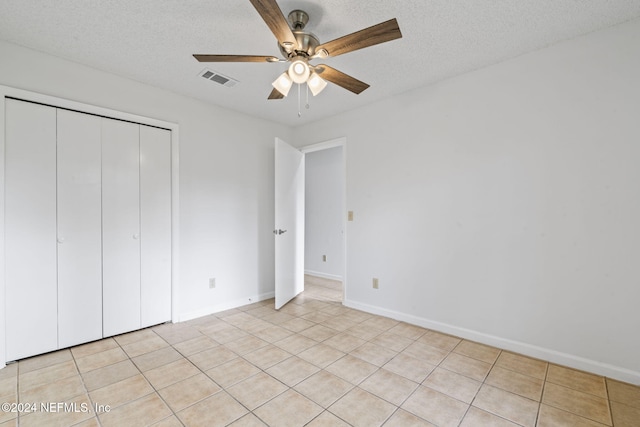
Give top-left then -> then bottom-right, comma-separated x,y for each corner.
143,329 -> 190,427
461,349 -> 503,426
604,376 -> 614,427
101,333 -> 168,426
532,357 -> 550,427
16,352 -> 88,426
15,361 -> 20,426
68,346 -> 104,427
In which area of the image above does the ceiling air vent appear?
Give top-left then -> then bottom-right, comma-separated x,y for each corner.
198,69 -> 239,88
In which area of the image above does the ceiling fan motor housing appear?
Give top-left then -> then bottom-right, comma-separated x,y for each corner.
279,10 -> 320,58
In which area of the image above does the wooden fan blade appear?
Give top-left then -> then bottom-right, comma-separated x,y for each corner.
314,65 -> 370,94
316,18 -> 402,58
268,88 -> 285,99
193,54 -> 279,62
249,0 -> 298,48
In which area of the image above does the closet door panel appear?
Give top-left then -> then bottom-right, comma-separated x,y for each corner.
140,126 -> 172,327
57,109 -> 103,348
5,99 -> 58,360
102,119 -> 141,337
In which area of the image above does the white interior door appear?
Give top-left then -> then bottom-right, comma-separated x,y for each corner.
274,138 -> 305,310
5,99 -> 58,361
102,118 -> 141,337
57,109 -> 103,348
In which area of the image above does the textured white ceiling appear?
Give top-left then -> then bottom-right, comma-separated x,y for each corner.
1,1 -> 640,127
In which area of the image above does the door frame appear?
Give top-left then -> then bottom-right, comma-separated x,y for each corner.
300,137 -> 347,302
0,85 -> 180,368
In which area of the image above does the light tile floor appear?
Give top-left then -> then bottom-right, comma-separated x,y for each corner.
1,275 -> 639,426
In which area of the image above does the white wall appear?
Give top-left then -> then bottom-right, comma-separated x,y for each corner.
0,40 -> 291,322
295,19 -> 640,383
304,146 -> 344,279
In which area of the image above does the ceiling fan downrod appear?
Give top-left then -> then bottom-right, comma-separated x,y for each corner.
288,10 -> 309,30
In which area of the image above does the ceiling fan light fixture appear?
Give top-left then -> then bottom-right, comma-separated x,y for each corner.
272,72 -> 292,96
307,72 -> 327,96
288,57 -> 310,84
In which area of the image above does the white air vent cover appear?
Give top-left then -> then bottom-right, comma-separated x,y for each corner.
198,69 -> 239,88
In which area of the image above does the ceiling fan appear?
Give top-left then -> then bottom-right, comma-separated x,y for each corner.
193,0 -> 402,100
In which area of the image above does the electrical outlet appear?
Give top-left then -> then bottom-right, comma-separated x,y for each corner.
322,255 -> 327,262
209,278 -> 216,289
373,278 -> 379,289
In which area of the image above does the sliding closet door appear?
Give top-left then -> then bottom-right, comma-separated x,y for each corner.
57,109 -> 103,348
102,119 -> 141,337
5,99 -> 58,361
140,126 -> 172,327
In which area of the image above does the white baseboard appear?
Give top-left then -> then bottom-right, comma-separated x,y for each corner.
344,299 -> 640,385
304,270 -> 343,281
177,292 -> 275,322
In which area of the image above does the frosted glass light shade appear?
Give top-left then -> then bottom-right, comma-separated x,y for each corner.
307,72 -> 328,96
272,72 -> 292,96
288,58 -> 310,84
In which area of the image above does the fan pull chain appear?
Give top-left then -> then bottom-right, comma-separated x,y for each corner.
297,84 -> 301,118
305,84 -> 310,109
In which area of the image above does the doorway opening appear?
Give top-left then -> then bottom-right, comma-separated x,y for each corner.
301,139 -> 346,303
274,137 -> 346,309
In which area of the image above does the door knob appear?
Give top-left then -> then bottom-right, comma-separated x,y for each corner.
273,229 -> 287,235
